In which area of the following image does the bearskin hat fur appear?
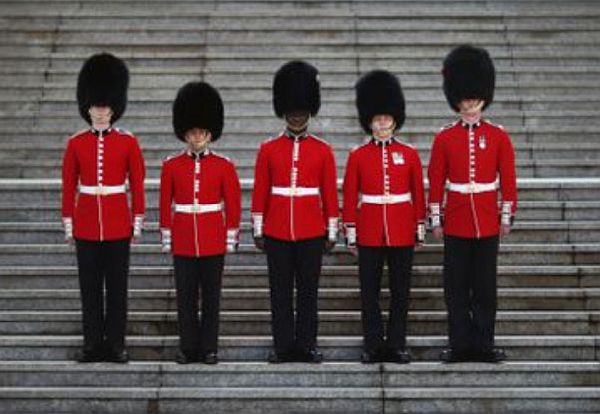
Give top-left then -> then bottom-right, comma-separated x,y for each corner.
77,53 -> 129,125
172,81 -> 224,142
272,60 -> 321,118
355,70 -> 405,133
442,44 -> 495,112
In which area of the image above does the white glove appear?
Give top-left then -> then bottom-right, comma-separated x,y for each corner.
429,203 -> 441,228
161,229 -> 172,253
252,214 -> 263,238
133,215 -> 144,239
328,217 -> 339,243
416,222 -> 426,245
227,228 -> 239,253
63,217 -> 73,243
501,201 -> 513,226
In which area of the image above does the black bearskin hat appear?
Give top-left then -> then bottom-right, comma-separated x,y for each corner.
77,53 -> 129,125
172,81 -> 224,142
442,44 -> 495,112
355,70 -> 405,133
272,60 -> 320,118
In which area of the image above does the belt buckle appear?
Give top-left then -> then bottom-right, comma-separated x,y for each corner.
192,203 -> 201,213
98,185 -> 107,196
382,195 -> 393,204
468,182 -> 476,193
290,187 -> 298,196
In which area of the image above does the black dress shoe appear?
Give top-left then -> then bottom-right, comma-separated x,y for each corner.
388,349 -> 412,364
295,348 -> 323,363
175,350 -> 200,364
75,348 -> 104,363
105,349 -> 129,363
477,348 -> 507,363
268,350 -> 292,363
203,352 -> 218,365
439,348 -> 469,363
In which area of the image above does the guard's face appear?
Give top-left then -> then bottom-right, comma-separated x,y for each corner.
88,105 -> 113,129
458,99 -> 484,115
371,114 -> 396,139
285,111 -> 310,132
185,128 -> 212,152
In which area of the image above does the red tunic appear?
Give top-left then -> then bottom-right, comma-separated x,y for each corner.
427,119 -> 518,239
159,149 -> 241,257
61,128 -> 146,241
251,132 -> 339,242
342,137 -> 426,247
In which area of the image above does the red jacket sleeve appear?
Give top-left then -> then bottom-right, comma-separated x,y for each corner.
61,138 -> 78,219
410,149 -> 426,223
223,160 -> 242,230
320,144 -> 339,221
427,133 -> 447,206
251,143 -> 270,215
342,149 -> 359,225
499,130 -> 518,215
128,137 -> 146,217
159,160 -> 173,230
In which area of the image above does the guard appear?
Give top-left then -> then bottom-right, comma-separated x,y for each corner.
428,45 -> 518,362
343,70 -> 426,363
251,61 -> 339,363
62,53 -> 145,363
160,82 -> 241,364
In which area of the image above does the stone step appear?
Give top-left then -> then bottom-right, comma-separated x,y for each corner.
1,265 -> 595,290
1,221 -> 599,244
2,141 -> 599,162
0,129 -> 595,147
0,360 -> 598,388
1,178 -> 598,203
0,334 -> 596,361
0,287 -> 597,311
0,310 -> 597,336
2,158 -> 599,179
0,243 -> 597,266
0,385 -> 598,414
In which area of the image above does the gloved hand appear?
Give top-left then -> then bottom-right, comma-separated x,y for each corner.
161,229 -> 172,253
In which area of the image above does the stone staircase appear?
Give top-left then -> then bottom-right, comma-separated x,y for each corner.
0,0 -> 599,412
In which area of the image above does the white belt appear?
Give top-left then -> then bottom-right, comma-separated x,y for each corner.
175,203 -> 222,214
361,193 -> 412,205
448,181 -> 498,194
79,184 -> 126,196
271,186 -> 320,197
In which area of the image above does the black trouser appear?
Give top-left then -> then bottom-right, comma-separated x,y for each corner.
358,246 -> 414,353
265,236 -> 324,353
75,238 -> 130,352
443,235 -> 499,355
174,254 -> 224,355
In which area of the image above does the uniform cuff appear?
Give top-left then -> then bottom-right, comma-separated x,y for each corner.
501,201 -> 513,226
429,203 -> 441,227
416,222 -> 426,244
62,217 -> 73,240
252,214 -> 263,238
328,217 -> 339,242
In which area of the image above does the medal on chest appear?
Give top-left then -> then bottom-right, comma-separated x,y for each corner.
392,152 -> 405,165
478,135 -> 487,150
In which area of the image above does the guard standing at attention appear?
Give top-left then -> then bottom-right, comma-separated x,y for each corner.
428,45 -> 517,362
62,53 -> 145,363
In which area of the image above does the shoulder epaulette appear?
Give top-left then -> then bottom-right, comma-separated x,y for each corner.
163,150 -> 185,162
210,150 -> 232,162
115,127 -> 136,138
68,128 -> 89,140
484,119 -> 505,131
439,121 -> 459,132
